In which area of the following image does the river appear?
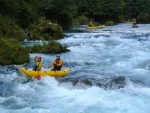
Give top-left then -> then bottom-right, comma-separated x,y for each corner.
0,23 -> 150,113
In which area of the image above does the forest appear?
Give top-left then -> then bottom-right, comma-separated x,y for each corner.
0,0 -> 150,29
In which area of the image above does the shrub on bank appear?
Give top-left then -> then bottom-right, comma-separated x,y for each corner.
25,40 -> 69,54
0,38 -> 30,65
73,15 -> 89,25
105,20 -> 115,26
137,13 -> 150,23
28,17 -> 65,40
0,16 -> 25,42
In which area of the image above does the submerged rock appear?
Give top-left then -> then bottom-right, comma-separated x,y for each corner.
57,76 -> 126,90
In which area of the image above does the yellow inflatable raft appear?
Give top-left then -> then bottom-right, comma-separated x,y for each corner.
86,25 -> 105,29
16,66 -> 71,78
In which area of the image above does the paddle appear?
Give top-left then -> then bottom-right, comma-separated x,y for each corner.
37,71 -> 41,80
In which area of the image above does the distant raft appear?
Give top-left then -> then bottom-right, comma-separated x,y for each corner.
132,25 -> 139,28
16,66 -> 71,78
86,25 -> 105,29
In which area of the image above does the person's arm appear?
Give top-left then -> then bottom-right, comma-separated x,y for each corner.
34,56 -> 37,62
48,61 -> 54,68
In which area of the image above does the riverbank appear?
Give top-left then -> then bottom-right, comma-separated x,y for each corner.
0,17 -> 69,65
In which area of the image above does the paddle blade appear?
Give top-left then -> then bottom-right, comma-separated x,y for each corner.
37,74 -> 41,80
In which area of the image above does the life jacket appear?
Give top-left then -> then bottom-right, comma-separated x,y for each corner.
36,61 -> 42,69
54,59 -> 62,68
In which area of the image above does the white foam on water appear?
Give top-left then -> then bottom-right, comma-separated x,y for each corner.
1,76 -> 150,113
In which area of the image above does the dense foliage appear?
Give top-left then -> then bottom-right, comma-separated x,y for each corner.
1,0 -> 150,29
28,17 -> 64,40
0,16 -> 25,42
0,0 -> 150,28
25,41 -> 69,54
0,38 -> 30,65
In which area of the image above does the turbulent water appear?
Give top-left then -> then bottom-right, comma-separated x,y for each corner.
1,24 -> 150,113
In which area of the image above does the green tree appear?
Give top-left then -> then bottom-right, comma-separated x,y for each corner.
136,0 -> 150,14
123,0 -> 138,18
16,0 -> 44,28
75,0 -> 125,22
75,0 -> 89,16
42,0 -> 77,29
0,0 -> 22,17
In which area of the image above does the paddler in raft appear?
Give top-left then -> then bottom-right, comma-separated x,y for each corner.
132,19 -> 139,28
48,54 -> 63,71
33,56 -> 43,71
88,22 -> 94,27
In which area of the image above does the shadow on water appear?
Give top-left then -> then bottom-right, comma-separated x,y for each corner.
64,25 -> 90,34
64,29 -> 87,33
